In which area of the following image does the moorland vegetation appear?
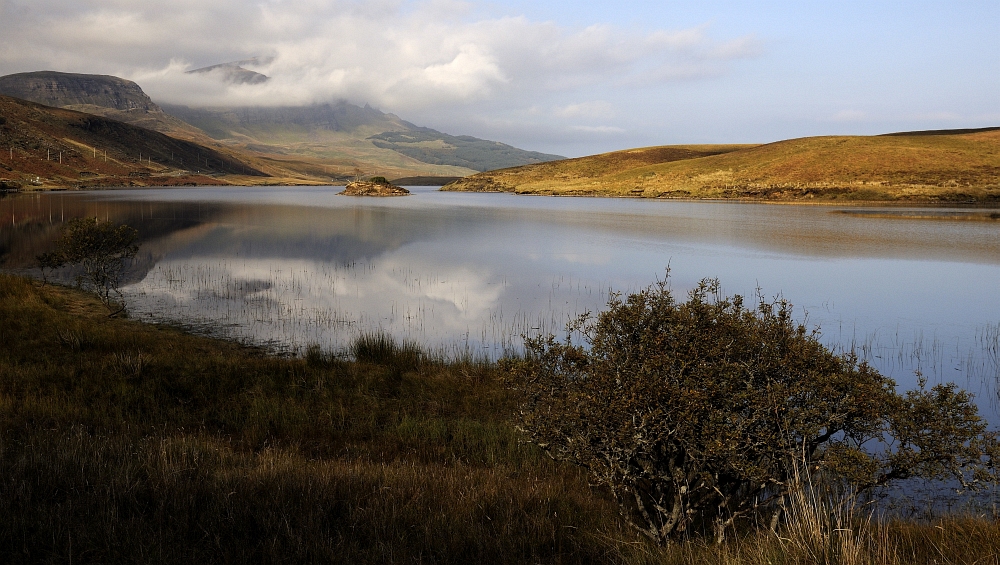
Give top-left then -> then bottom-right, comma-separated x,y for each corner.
444,129 -> 1000,203
2,268 -> 1000,563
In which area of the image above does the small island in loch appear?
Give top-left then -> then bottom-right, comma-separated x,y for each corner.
339,177 -> 411,196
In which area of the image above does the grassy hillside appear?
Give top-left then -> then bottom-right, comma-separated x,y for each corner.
161,103 -> 479,181
445,131 -> 1000,203
162,103 -> 563,175
369,129 -> 564,171
0,71 -> 213,148
0,95 -> 266,189
0,94 -> 393,188
3,273 -> 1000,563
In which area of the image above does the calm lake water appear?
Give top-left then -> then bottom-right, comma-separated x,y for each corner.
3,186 -> 999,416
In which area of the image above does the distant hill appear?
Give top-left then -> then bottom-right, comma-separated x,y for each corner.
880,126 -> 1000,137
0,95 -> 265,188
156,102 -> 475,179
369,129 -> 563,171
187,60 -> 270,85
160,102 -> 409,142
161,103 -> 564,173
388,176 -> 463,186
445,131 -> 1000,203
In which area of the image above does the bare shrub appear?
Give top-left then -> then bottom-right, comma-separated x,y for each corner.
37,217 -> 138,317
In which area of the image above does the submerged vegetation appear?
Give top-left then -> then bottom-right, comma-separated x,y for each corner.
2,272 -> 1000,563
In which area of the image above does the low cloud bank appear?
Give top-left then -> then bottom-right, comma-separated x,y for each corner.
0,0 -> 760,153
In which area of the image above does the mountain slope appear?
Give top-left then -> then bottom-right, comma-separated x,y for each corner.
0,70 -> 563,180
0,71 -> 468,181
160,102 -> 478,180
0,95 -> 265,188
0,71 -> 212,141
445,131 -> 1000,202
161,102 -> 411,143
369,129 -> 563,171
161,103 -> 563,173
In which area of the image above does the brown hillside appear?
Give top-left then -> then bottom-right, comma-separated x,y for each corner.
444,144 -> 749,193
444,132 -> 1000,203
0,95 -> 266,188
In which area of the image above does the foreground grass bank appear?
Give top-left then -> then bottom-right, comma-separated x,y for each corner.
1,273 -> 999,564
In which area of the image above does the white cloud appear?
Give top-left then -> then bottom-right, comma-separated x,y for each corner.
555,101 -> 615,119
571,125 -> 626,134
0,0 -> 759,112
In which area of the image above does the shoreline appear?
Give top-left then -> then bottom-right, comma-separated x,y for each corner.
440,188 -> 1000,208
8,182 -> 1000,209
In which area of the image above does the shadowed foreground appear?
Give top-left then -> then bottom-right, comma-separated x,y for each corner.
1,273 -> 999,564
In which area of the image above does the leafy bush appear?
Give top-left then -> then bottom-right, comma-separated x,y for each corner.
504,278 -> 999,544
369,176 -> 389,185
37,217 -> 138,316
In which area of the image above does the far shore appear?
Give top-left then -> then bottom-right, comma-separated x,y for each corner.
6,182 -> 1000,212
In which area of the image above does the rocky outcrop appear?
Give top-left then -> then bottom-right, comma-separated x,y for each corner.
0,71 -> 161,112
187,62 -> 270,85
339,180 -> 410,196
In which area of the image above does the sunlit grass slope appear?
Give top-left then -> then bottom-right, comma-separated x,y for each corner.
3,273 -> 1000,563
444,130 -> 1000,202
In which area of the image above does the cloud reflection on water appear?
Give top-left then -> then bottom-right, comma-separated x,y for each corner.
3,187 -> 999,418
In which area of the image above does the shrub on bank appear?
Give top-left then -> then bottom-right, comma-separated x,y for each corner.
504,278 -> 999,544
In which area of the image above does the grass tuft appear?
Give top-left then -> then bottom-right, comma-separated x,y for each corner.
351,331 -> 423,370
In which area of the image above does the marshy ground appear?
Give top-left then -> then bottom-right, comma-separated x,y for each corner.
2,273 -> 1000,564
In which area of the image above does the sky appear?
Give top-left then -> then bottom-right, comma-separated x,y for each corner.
0,0 -> 997,156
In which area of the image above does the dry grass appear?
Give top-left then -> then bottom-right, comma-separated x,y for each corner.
0,273 -> 635,563
2,272 -> 1000,563
445,131 -> 1000,203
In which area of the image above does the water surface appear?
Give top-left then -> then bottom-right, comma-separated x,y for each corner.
2,186 -> 998,415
